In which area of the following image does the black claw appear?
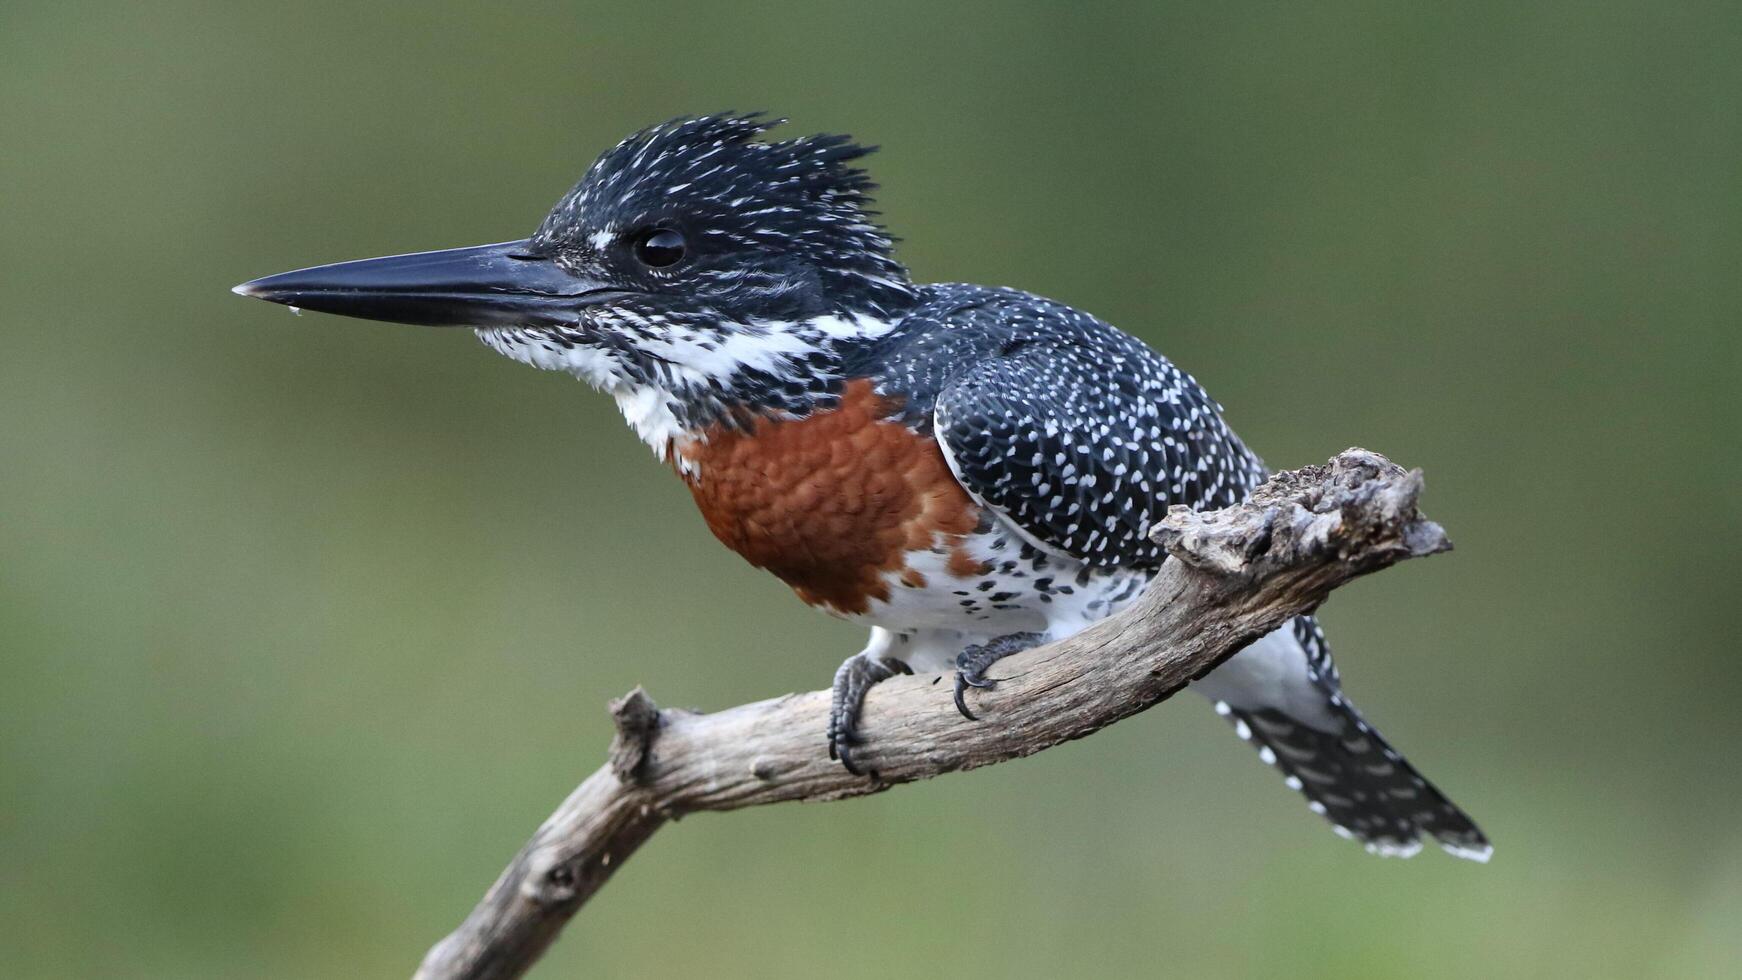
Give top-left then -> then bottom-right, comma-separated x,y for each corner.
827,652 -> 908,779
952,673 -> 979,721
837,741 -> 863,776
835,737 -> 882,781
952,659 -> 997,719
949,631 -> 1044,723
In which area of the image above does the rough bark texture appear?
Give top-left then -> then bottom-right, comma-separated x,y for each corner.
414,449 -> 1450,980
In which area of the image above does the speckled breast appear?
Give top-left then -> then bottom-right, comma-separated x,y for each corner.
673,379 -> 994,618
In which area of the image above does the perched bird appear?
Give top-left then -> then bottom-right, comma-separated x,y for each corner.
236,113 -> 1490,860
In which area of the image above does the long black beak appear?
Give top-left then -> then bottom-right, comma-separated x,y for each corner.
232,239 -> 631,327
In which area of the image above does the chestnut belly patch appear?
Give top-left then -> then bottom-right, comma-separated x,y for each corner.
675,379 -> 989,616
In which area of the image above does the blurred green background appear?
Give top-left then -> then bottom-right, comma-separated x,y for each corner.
3,1 -> 1738,977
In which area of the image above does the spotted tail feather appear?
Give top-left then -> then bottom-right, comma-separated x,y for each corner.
1215,696 -> 1492,861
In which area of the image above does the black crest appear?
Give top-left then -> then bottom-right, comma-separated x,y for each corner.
531,113 -> 913,319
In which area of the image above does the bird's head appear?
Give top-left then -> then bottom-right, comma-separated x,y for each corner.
235,113 -> 915,405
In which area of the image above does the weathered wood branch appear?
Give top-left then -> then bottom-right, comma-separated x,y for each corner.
414,449 -> 1450,980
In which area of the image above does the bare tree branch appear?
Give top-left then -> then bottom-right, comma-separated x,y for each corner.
414,449 -> 1450,980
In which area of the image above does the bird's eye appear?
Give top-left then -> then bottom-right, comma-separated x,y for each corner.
633,228 -> 686,268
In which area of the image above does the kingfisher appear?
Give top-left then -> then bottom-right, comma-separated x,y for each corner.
236,113 -> 1490,861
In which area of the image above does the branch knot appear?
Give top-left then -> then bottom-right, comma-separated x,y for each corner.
607,687 -> 661,783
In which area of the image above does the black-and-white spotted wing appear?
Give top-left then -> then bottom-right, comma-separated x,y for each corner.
932,311 -> 1266,568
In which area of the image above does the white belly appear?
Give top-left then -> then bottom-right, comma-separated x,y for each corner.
841,521 -> 1154,670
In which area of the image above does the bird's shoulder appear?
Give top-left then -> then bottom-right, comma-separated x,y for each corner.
852,282 -> 1161,424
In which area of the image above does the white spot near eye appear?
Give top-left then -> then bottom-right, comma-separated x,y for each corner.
589,230 -> 614,251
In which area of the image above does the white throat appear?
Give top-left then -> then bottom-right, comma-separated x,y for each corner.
475,327 -> 689,468
475,313 -> 896,475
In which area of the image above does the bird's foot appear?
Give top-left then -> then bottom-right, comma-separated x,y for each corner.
953,631 -> 1045,720
828,652 -> 912,777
